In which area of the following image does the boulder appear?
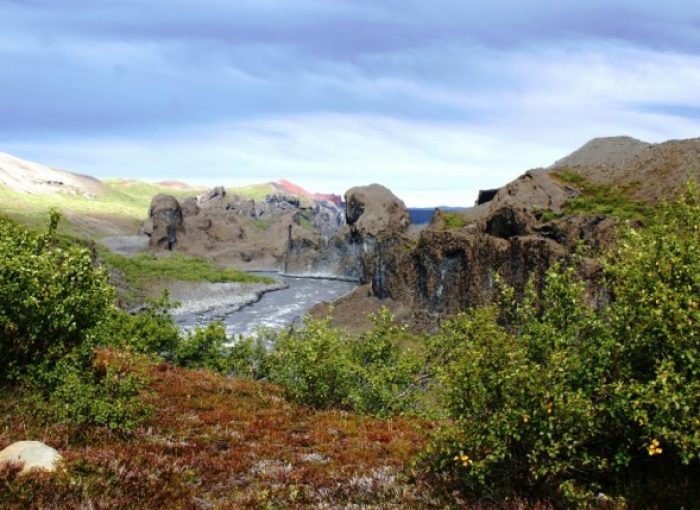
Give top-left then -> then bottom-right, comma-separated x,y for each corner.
0,441 -> 63,475
345,184 -> 410,236
483,206 -> 533,239
487,169 -> 579,214
147,194 -> 183,250
198,186 -> 227,209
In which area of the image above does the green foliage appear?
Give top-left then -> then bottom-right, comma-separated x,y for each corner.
173,321 -> 229,371
99,291 -> 182,357
225,333 -> 271,379
552,169 -> 650,220
440,211 -> 468,229
0,212 -> 150,432
424,184 -> 700,506
266,317 -> 354,409
39,353 -> 151,431
0,210 -> 113,380
265,309 -> 424,415
101,251 -> 274,285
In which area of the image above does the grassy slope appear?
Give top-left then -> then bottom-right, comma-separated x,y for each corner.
551,169 -> 651,221
0,180 -> 205,238
0,179 -> 289,239
0,350 -> 439,510
101,252 -> 275,286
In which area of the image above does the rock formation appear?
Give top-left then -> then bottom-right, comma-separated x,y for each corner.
283,183 -> 411,279
360,136 -> 700,324
143,186 -> 345,270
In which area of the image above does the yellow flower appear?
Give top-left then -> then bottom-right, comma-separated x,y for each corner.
545,402 -> 553,414
522,414 -> 530,423
647,439 -> 663,456
454,453 -> 473,467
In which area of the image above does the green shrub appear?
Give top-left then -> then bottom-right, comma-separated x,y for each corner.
425,184 -> 700,506
99,291 -> 181,357
0,212 -> 150,432
264,309 -> 423,415
345,308 -> 424,415
173,321 -> 229,371
440,211 -> 468,229
226,333 -> 271,379
266,317 -> 354,409
39,352 -> 151,431
0,210 -> 113,381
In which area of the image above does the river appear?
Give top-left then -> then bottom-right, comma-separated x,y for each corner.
172,272 -> 358,338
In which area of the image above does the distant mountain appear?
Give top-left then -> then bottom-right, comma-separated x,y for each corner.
273,179 -> 343,206
408,206 -> 466,224
0,151 -> 107,198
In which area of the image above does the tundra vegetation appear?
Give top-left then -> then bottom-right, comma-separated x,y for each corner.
1,185 -> 699,508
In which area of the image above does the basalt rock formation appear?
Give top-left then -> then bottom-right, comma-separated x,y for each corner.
283,183 -> 410,279
361,136 -> 700,323
143,186 -> 345,270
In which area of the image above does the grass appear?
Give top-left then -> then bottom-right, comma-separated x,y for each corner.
250,218 -> 273,231
227,183 -> 276,201
0,349 -> 445,509
440,211 -> 468,229
101,252 -> 275,286
552,169 -> 651,221
0,181 -> 205,238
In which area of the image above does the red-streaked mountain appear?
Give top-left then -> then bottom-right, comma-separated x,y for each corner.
272,179 -> 343,206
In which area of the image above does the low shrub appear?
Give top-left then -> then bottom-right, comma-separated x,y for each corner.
0,212 -> 150,432
265,309 -> 424,415
424,184 -> 700,507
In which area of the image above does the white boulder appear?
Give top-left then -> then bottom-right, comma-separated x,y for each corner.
0,441 -> 63,475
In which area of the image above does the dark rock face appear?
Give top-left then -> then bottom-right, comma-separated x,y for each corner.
283,184 -> 410,279
483,207 -> 533,239
146,194 -> 184,250
475,188 -> 499,205
371,228 -> 567,315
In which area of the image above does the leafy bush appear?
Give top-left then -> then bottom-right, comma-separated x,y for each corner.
266,317 -> 355,409
0,212 -> 150,432
0,211 -> 113,381
99,291 -> 181,357
173,321 -> 229,371
425,185 -> 700,507
265,310 -> 423,415
226,333 -> 271,379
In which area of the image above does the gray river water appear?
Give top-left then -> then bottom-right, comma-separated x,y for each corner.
173,272 -> 357,337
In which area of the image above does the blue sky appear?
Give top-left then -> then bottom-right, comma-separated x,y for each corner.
1,1 -> 700,206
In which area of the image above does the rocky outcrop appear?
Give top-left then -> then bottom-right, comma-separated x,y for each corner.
345,184 -> 410,236
144,193 -> 184,250
143,187 -> 345,270
365,169 -> 617,321
550,137 -> 700,203
0,441 -> 63,475
371,222 -> 569,316
283,184 -> 410,279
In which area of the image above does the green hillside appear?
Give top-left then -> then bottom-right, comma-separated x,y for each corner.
0,179 -> 204,238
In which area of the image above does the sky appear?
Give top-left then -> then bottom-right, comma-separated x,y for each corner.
1,1 -> 700,206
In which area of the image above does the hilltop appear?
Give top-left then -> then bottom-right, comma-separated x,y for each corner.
0,152 -> 340,239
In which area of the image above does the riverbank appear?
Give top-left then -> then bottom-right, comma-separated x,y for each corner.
172,273 -> 358,337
